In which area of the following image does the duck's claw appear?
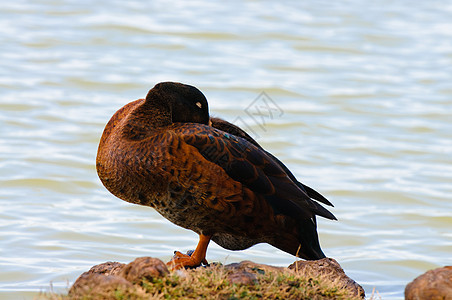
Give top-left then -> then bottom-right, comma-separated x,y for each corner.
166,234 -> 211,270
167,250 -> 208,270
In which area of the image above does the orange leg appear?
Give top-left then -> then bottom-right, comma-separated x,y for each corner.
167,234 -> 211,270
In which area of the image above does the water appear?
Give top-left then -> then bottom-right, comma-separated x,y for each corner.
1,1 -> 451,299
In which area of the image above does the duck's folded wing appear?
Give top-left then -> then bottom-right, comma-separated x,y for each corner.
178,124 -> 336,221
209,117 -> 334,207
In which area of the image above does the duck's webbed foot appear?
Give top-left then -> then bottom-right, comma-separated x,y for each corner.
167,250 -> 209,270
166,234 -> 211,270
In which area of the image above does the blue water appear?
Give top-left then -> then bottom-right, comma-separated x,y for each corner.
1,1 -> 451,299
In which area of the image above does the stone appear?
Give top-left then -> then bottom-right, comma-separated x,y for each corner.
226,260 -> 285,274
69,261 -> 130,297
119,257 -> 169,284
69,258 -> 169,298
405,266 -> 452,300
222,260 -> 282,286
68,256 -> 364,299
288,258 -> 365,299
69,272 -> 133,297
85,261 -> 125,276
227,271 -> 258,285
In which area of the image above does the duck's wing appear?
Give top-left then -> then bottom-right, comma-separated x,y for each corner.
209,117 -> 334,207
174,123 -> 336,222
210,117 -> 260,147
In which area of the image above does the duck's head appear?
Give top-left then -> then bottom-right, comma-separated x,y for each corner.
123,82 -> 210,140
146,82 -> 210,125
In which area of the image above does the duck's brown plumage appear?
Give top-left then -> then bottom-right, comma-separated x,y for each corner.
209,117 -> 334,207
96,82 -> 335,268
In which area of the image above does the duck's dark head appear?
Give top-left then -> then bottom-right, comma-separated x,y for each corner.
123,82 -> 209,141
146,82 -> 210,125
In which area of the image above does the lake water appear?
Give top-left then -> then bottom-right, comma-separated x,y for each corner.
1,1 -> 451,299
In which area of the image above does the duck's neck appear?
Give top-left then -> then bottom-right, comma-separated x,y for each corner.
121,100 -> 171,141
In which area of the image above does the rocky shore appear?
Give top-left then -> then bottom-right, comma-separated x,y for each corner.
40,256 -> 452,299
67,257 -> 365,299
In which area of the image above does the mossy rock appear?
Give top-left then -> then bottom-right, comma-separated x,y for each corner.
41,257 -> 365,299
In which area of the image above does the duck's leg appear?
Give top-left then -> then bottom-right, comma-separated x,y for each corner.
167,234 -> 211,270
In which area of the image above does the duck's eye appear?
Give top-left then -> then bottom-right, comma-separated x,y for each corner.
195,102 -> 202,108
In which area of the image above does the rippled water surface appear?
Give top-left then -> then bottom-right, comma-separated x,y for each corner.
1,1 -> 452,299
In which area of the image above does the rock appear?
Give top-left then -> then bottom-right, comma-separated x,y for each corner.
69,258 -> 169,298
405,266 -> 452,300
288,258 -> 365,299
69,272 -> 133,297
69,261 -> 131,297
85,261 -> 125,276
68,257 -> 364,299
227,271 -> 257,285
226,260 -> 285,273
119,257 -> 169,284
223,260 -> 280,285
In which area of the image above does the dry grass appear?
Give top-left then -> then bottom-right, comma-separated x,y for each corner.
38,263 -> 364,300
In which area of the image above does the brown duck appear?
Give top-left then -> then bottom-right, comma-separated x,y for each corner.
96,82 -> 336,269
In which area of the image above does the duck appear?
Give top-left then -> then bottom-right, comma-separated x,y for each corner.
96,82 -> 336,269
